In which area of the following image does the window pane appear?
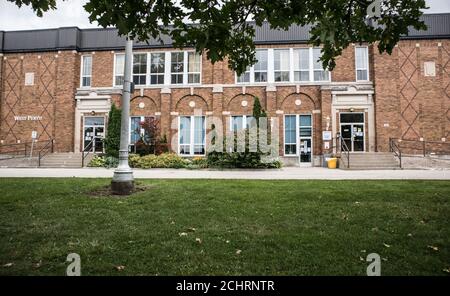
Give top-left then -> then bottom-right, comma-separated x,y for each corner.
82,56 -> 92,76
171,52 -> 184,84
313,48 -> 323,69
179,116 -> 191,145
300,115 -> 312,127
150,53 -> 165,74
231,116 -> 244,131
340,113 -> 364,123
130,117 -> 141,144
294,49 -> 309,70
115,76 -> 124,86
284,115 -> 296,154
133,54 -> 147,85
357,70 -> 368,81
246,116 -> 256,129
356,47 -> 368,69
115,54 -> 125,76
188,73 -> 200,84
294,71 -> 310,82
254,50 -> 268,71
254,72 -> 267,82
188,52 -> 201,73
275,71 -> 290,82
194,116 -> 205,144
85,117 -> 104,126
300,127 -> 312,137
82,77 -> 91,87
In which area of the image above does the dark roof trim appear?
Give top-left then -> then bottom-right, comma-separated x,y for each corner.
1,13 -> 449,54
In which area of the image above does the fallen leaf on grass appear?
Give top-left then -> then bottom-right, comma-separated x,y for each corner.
187,227 -> 196,232
236,249 -> 242,255
443,268 -> 450,274
179,232 -> 188,237
359,257 -> 364,262
3,263 -> 13,268
195,238 -> 202,244
33,260 -> 42,268
383,243 -> 391,248
407,233 -> 413,237
115,265 -> 125,271
226,240 -> 230,244
427,245 -> 439,251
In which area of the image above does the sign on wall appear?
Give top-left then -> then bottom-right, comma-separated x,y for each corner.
322,131 -> 332,141
14,115 -> 43,121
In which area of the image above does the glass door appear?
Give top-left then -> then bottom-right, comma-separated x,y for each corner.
299,115 -> 312,165
340,113 -> 365,152
83,116 -> 105,153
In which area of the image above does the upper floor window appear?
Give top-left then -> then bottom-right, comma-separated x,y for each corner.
274,49 -> 290,82
188,52 -> 201,83
237,66 -> 251,83
355,46 -> 369,81
133,53 -> 147,85
171,52 -> 184,84
150,53 -> 165,85
254,50 -> 268,82
293,48 -> 310,82
114,54 -> 125,86
81,55 -> 92,87
313,48 -> 330,81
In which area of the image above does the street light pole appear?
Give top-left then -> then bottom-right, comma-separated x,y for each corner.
111,38 -> 134,195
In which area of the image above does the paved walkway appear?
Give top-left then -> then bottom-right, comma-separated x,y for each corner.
0,167 -> 448,180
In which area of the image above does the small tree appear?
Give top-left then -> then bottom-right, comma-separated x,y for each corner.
104,103 -> 121,158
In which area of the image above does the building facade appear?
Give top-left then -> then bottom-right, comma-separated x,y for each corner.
1,14 -> 449,166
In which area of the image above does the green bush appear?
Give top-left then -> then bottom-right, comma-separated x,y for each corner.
129,153 -> 189,169
104,103 -> 121,158
87,155 -> 118,168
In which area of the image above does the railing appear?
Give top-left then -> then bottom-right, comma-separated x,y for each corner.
38,139 -> 55,167
0,141 -> 33,160
82,137 -> 105,167
389,138 -> 402,168
340,137 -> 350,168
389,138 -> 450,156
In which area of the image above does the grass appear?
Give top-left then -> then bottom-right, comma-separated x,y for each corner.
0,178 -> 449,276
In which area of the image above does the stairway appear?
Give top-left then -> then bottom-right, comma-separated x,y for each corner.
39,153 -> 93,168
339,152 -> 401,170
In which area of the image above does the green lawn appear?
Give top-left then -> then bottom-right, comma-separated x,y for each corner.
0,178 -> 449,276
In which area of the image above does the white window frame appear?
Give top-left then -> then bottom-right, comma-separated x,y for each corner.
274,49 -> 291,82
236,49 -> 268,84
293,48 -> 310,82
229,115 -> 256,131
113,53 -> 125,87
132,53 -> 148,86
283,114 -> 313,158
149,52 -> 166,85
312,48 -> 330,82
355,46 -> 370,81
178,115 -> 206,156
129,116 -> 146,144
187,51 -> 202,84
80,55 -> 92,88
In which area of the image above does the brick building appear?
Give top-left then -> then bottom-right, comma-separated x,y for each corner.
1,13 -> 449,167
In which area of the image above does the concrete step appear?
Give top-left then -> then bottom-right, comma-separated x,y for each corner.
39,153 -> 94,168
339,152 -> 400,170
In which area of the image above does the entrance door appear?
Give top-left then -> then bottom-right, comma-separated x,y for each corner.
340,113 -> 365,152
83,116 -> 105,153
299,115 -> 313,165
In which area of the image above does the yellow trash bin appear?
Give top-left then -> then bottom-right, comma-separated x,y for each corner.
327,158 -> 337,169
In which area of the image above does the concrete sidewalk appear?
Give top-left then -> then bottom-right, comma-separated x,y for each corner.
0,167 -> 448,180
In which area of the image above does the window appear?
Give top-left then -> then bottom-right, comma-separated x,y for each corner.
254,50 -> 268,82
313,48 -> 330,81
179,116 -> 205,156
293,48 -> 310,82
237,66 -> 251,83
355,47 -> 369,81
114,54 -> 125,86
284,115 -> 297,155
274,49 -> 290,82
284,114 -> 313,157
150,53 -> 165,85
230,115 -> 256,131
133,53 -> 147,85
171,52 -> 184,84
81,55 -> 92,87
188,52 -> 201,83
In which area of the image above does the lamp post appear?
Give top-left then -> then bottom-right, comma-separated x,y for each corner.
111,38 -> 134,195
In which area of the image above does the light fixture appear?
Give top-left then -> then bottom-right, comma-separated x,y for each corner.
349,108 -> 354,112
91,111 -> 96,115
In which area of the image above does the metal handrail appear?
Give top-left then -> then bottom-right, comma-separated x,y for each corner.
340,137 -> 350,168
389,138 -> 402,169
82,137 -> 104,167
389,138 -> 450,156
0,141 -> 32,159
38,139 -> 54,167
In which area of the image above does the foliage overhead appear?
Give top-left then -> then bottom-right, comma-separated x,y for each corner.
9,0 -> 428,74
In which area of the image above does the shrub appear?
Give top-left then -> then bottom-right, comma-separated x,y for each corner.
186,156 -> 209,169
104,103 -> 121,158
129,153 -> 189,169
87,155 -> 119,168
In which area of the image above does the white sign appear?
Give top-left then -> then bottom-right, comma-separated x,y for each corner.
14,115 -> 43,121
322,131 -> 332,141
25,72 -> 35,86
31,131 -> 38,139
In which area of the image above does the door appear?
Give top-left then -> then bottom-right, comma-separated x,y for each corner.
340,113 -> 365,152
83,116 -> 105,153
299,115 -> 313,165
